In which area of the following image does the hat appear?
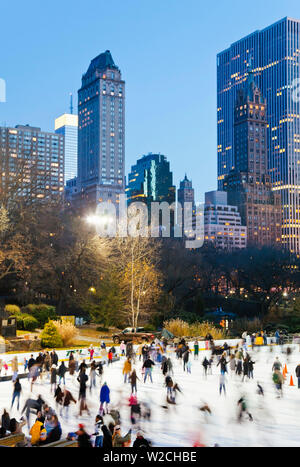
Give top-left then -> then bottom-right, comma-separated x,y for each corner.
136,430 -> 144,437
78,424 -> 84,429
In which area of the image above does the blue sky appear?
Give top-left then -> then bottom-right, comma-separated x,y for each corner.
1,0 -> 300,202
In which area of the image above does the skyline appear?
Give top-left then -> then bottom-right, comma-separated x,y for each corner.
1,1 -> 300,202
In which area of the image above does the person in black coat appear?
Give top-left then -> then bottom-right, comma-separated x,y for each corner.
295,364 -> 300,388
248,359 -> 255,379
217,355 -> 228,374
78,360 -> 88,373
242,359 -> 249,382
76,424 -> 92,447
101,424 -> 113,449
28,355 -> 36,371
58,361 -> 67,386
22,395 -> 45,428
51,351 -> 59,367
11,378 -> 22,410
133,431 -> 151,448
1,409 -> 10,434
77,369 -> 90,416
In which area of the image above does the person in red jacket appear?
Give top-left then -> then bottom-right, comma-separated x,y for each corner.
88,345 -> 95,361
107,351 -> 113,366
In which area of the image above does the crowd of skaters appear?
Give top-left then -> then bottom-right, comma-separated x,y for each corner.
0,331 -> 299,447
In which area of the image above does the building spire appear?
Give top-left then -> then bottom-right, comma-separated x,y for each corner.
69,93 -> 73,114
245,55 -> 256,99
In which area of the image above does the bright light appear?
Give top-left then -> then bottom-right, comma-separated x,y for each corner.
283,291 -> 288,298
89,287 -> 96,294
86,214 -> 113,225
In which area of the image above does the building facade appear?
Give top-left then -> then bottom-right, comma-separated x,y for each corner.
224,69 -> 282,246
177,174 -> 196,238
217,17 -> 300,253
204,191 -> 247,249
0,124 -> 64,202
55,113 -> 78,184
126,153 -> 176,207
177,174 -> 195,207
76,50 -> 125,210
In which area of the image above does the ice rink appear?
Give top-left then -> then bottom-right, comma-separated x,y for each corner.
0,342 -> 299,447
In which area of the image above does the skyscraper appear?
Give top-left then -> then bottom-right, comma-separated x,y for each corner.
55,113 -> 78,184
126,153 -> 176,208
76,50 -> 125,210
204,191 -> 247,250
126,153 -> 176,234
177,174 -> 196,238
217,17 -> 300,253
224,68 -> 282,246
0,124 -> 64,201
177,174 -> 195,208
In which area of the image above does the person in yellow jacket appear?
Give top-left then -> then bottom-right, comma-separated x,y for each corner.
123,358 -> 132,383
255,334 -> 264,346
29,417 -> 47,445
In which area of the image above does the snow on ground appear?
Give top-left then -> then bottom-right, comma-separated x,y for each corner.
0,342 -> 300,447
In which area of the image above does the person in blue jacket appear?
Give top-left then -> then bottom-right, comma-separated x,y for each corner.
99,382 -> 110,415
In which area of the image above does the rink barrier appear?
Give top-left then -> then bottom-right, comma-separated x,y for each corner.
0,356 -> 120,383
0,433 -> 25,447
0,337 -> 288,375
40,439 -> 78,448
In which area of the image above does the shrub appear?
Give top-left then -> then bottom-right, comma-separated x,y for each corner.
52,320 -> 78,346
23,304 -> 57,327
22,315 -> 39,331
40,321 -> 63,348
4,304 -> 21,315
11,314 -> 26,330
163,318 -> 225,340
164,319 -> 190,337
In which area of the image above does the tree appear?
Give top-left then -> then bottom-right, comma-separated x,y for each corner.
22,206 -> 109,312
82,269 -> 126,327
111,236 -> 162,327
40,321 -> 63,348
0,205 -> 29,282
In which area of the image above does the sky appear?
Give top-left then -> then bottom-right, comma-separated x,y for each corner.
1,0 -> 300,202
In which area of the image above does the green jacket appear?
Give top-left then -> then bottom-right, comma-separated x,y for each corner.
112,431 -> 131,447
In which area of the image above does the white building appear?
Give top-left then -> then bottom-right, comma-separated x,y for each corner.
204,191 -> 247,249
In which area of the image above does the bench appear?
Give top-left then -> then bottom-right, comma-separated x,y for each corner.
0,433 -> 25,447
40,439 -> 78,447
56,440 -> 78,447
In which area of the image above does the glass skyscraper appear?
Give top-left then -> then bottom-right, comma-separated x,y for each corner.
55,113 -> 78,184
126,153 -> 176,208
217,17 -> 300,253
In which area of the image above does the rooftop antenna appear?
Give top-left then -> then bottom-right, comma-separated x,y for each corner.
69,93 -> 73,114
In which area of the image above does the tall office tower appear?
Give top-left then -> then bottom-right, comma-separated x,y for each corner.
126,153 -> 176,234
177,174 -> 195,207
224,69 -> 282,246
177,174 -> 196,238
0,124 -> 64,202
77,50 -> 125,210
204,191 -> 247,250
217,17 -> 300,253
126,153 -> 176,207
55,112 -> 78,184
